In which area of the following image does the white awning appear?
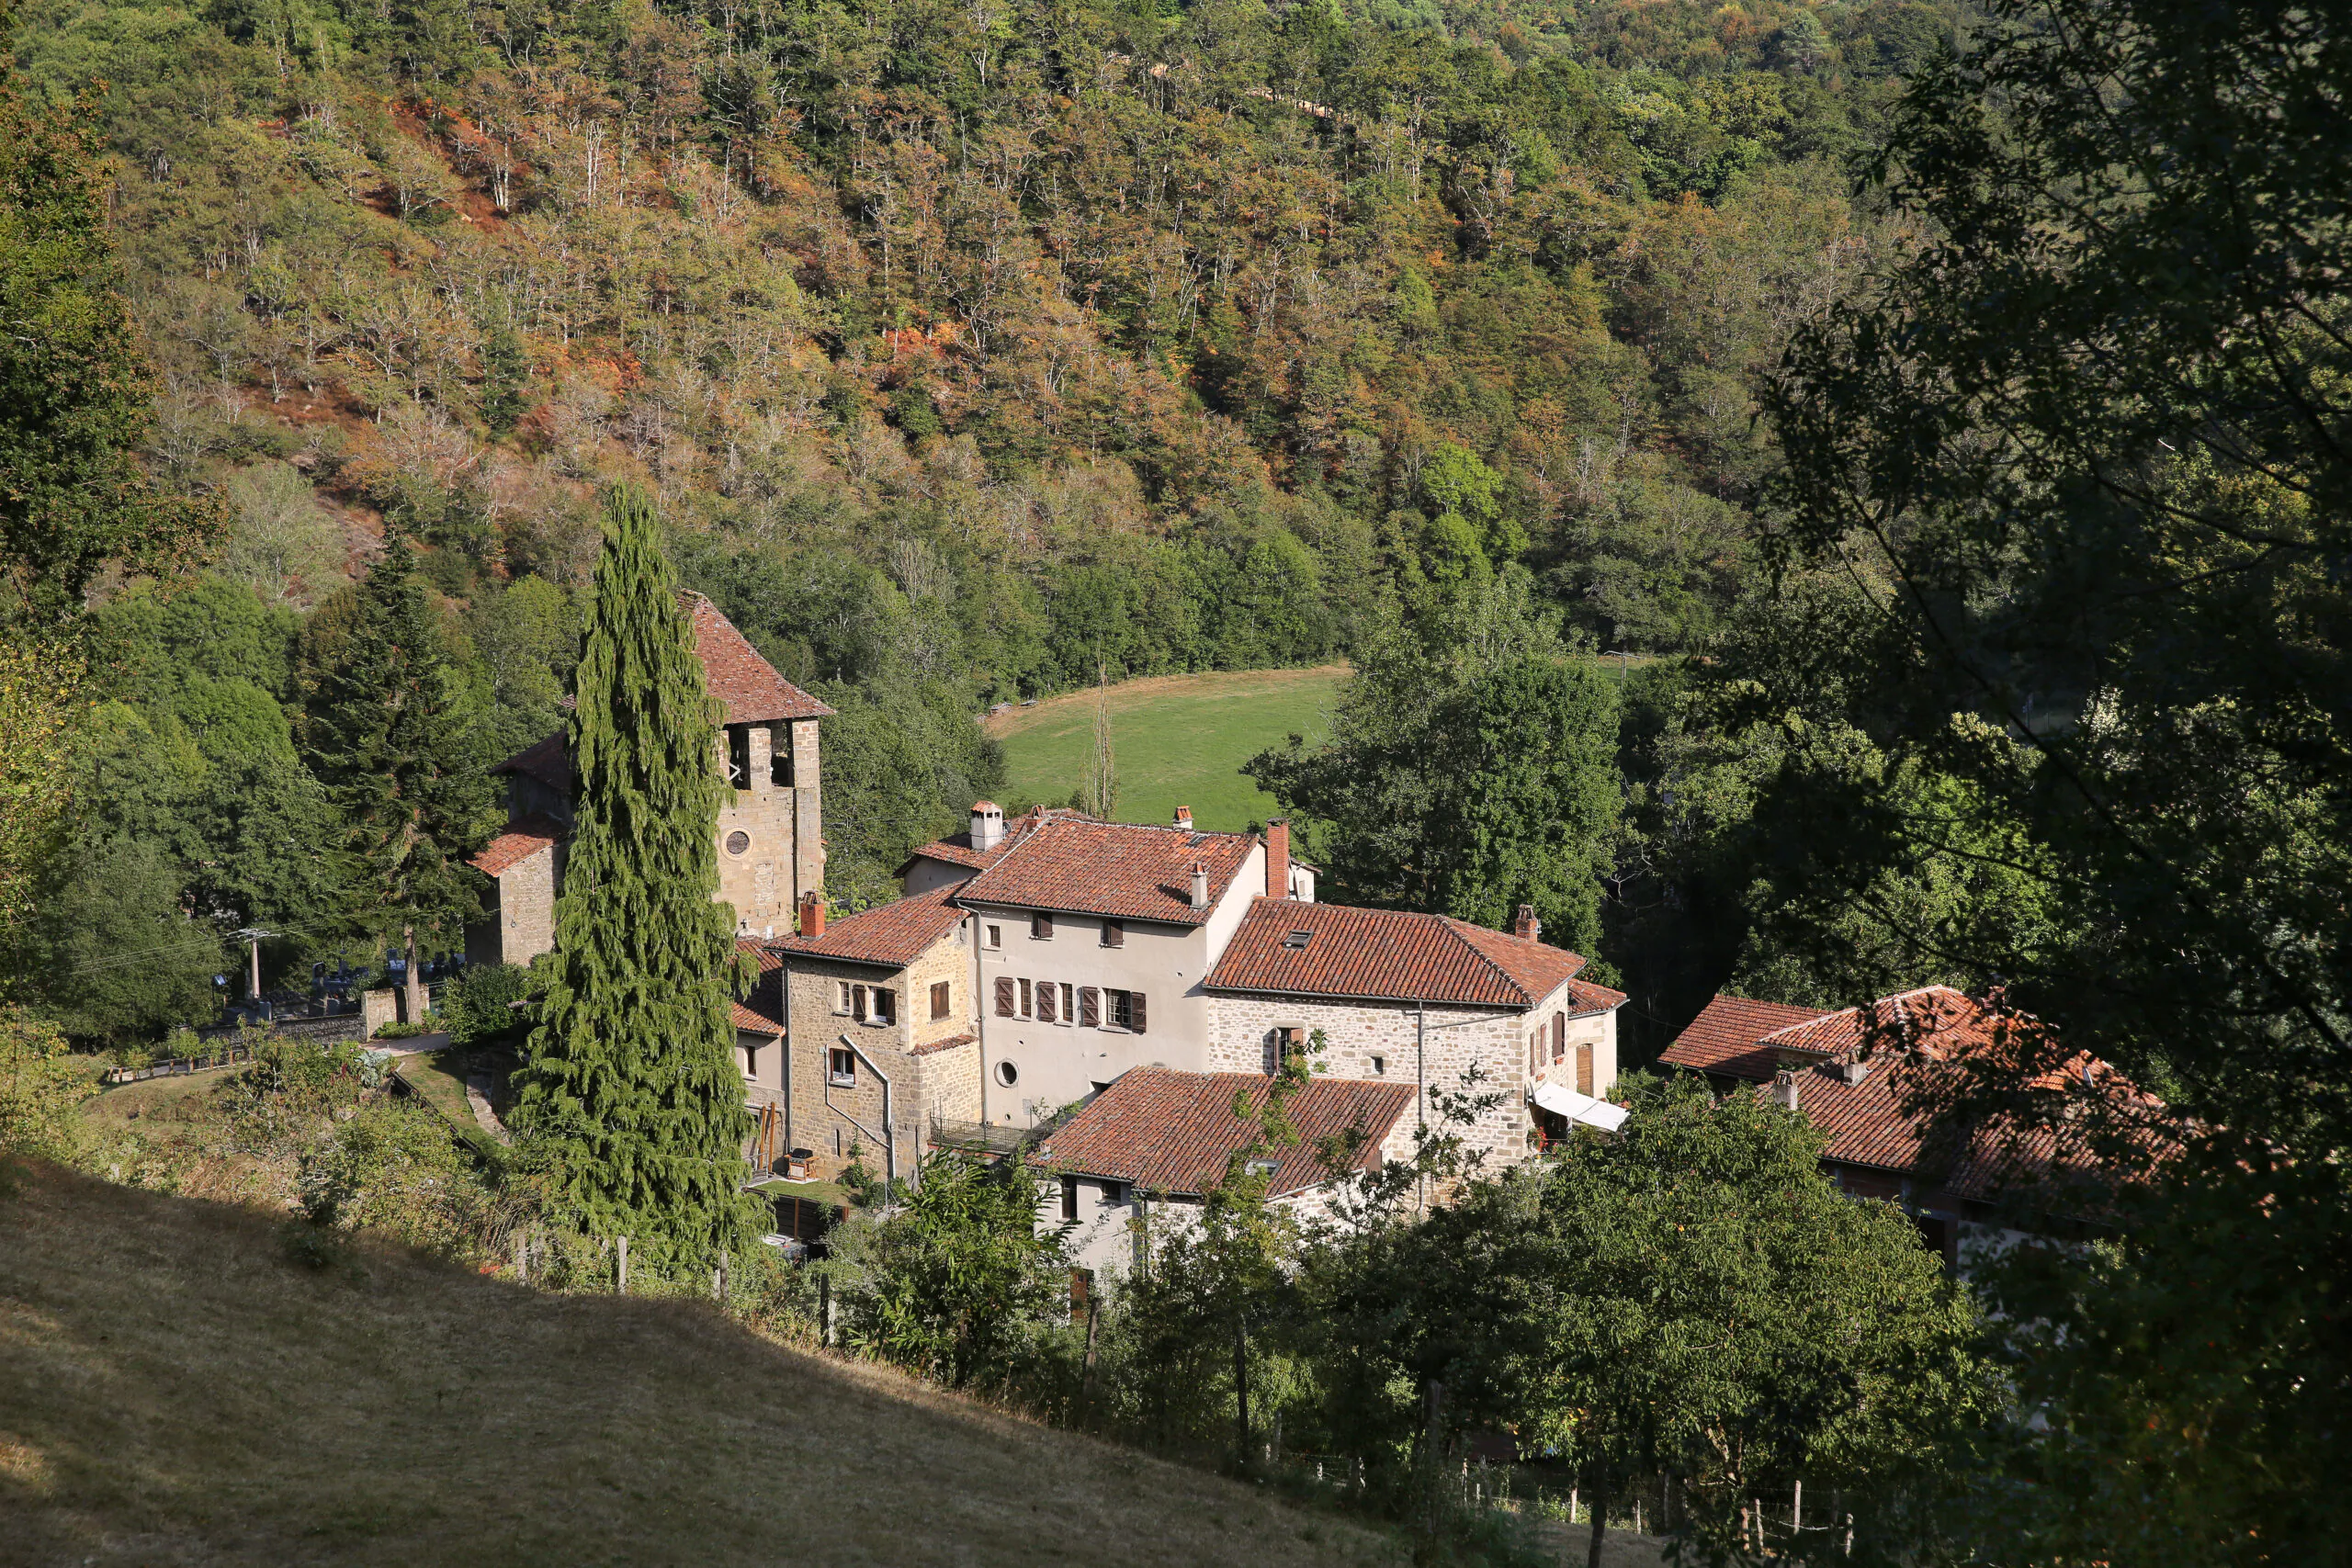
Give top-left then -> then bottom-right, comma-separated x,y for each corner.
1532,1080 -> 1630,1133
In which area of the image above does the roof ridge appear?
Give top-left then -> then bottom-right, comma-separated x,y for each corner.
1432,913 -> 1536,1006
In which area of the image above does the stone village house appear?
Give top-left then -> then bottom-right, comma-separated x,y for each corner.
1661,985 -> 2163,1269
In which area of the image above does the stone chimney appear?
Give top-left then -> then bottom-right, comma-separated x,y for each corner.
1173,805 -> 1193,829
970,800 -> 1004,852
1513,903 -> 1541,942
1265,818 -> 1290,900
1773,1069 -> 1801,1112
1189,862 -> 1211,910
797,889 -> 826,938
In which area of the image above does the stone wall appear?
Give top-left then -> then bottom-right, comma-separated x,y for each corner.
776,932 -> 976,1182
717,722 -> 821,937
1204,992 -> 1540,1172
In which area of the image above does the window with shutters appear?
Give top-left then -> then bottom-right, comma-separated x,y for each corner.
870,988 -> 895,1025
1037,982 -> 1058,1024
828,1048 -> 855,1088
1131,991 -> 1147,1033
852,984 -> 868,1021
930,981 -> 951,1021
1576,1043 -> 1594,1096
1078,987 -> 1100,1027
1031,911 -> 1054,940
1101,920 -> 1124,948
994,976 -> 1015,1017
1019,978 -> 1034,1019
1104,989 -> 1145,1031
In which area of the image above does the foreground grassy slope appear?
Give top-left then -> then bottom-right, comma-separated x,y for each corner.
0,1161 -> 1394,1568
988,667 -> 1348,831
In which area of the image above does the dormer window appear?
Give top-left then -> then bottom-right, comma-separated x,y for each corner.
1282,929 -> 1313,951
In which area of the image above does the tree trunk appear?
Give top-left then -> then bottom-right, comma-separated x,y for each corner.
402,924 -> 423,1024
1232,1315 -> 1250,1471
1587,1474 -> 1611,1568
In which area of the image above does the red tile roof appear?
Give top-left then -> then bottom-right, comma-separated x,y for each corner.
492,595 -> 830,796
952,817 -> 1259,926
468,814 -> 565,876
910,1032 -> 977,1057
903,807 -> 1099,874
1032,1066 -> 1414,1199
681,592 -> 833,724
732,940 -> 786,1034
767,887 -> 967,969
1204,897 -> 1605,1010
493,732 -> 571,794
1660,994 -> 1836,1078
1673,986 -> 2165,1202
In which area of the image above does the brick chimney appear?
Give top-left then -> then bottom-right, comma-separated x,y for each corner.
970,800 -> 1004,852
1265,818 -> 1290,900
797,889 -> 826,938
1189,862 -> 1211,910
1173,805 -> 1193,829
1513,903 -> 1541,942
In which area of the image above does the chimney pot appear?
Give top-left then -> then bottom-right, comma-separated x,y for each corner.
1189,862 -> 1211,910
1265,818 -> 1291,901
1173,805 -> 1193,829
1513,903 -> 1541,942
797,890 -> 826,938
1773,1069 -> 1801,1112
970,799 -> 1004,852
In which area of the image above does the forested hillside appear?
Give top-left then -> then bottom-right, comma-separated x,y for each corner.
6,0 -> 1951,1019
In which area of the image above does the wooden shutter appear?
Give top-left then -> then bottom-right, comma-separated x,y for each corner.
1034,912 -> 1054,939
1078,987 -> 1100,1027
1129,991 -> 1147,1034
1576,1043 -> 1594,1096
1553,1013 -> 1566,1064
931,981 -> 950,1021
994,977 -> 1015,1017
1038,983 -> 1058,1024
1102,920 -> 1124,949
853,984 -> 868,1021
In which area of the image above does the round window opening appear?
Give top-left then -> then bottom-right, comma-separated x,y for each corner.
995,1060 -> 1019,1088
725,830 -> 751,855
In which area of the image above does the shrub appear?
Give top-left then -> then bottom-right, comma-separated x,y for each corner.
443,962 -> 531,1047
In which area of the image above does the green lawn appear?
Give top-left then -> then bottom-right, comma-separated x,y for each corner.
989,667 -> 1349,832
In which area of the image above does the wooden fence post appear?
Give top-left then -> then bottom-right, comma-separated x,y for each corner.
819,1272 -> 832,1347
616,1235 -> 629,1294
514,1230 -> 528,1284
1794,1479 -> 1804,1535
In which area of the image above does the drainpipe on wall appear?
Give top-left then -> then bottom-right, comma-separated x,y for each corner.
837,1032 -> 897,1187
969,910 -> 987,1127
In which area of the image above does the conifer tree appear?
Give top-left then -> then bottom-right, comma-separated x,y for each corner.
509,486 -> 754,1265
307,532 -> 495,988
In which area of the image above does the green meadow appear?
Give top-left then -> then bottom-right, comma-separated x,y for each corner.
988,667 -> 1350,832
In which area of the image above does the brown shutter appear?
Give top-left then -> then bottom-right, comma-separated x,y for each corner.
1102,920 -> 1124,949
1129,991 -> 1147,1034
1038,983 -> 1057,1024
931,981 -> 950,1021
1553,1013 -> 1566,1064
1577,1043 -> 1594,1096
853,985 -> 867,1021
995,977 -> 1015,1017
1079,987 -> 1099,1027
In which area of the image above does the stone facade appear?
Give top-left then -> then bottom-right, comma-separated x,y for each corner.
470,842 -> 560,969
1204,986 -> 1621,1175
774,922 -> 979,1181
716,718 -> 823,937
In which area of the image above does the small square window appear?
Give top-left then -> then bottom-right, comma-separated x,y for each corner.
987,924 -> 1002,949
828,1048 -> 855,1088
1101,920 -> 1125,949
1031,912 -> 1054,941
1018,978 -> 1034,1019
1370,1054 -> 1386,1076
870,988 -> 895,1025
1059,982 -> 1076,1024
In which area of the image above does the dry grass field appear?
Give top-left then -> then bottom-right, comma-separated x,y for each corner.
0,1159 -> 1400,1568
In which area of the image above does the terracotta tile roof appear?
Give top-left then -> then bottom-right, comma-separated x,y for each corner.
910,1032 -> 977,1057
1204,897 -> 1604,1010
1566,976 -> 1630,1013
1031,1066 -> 1414,1199
681,592 -> 833,724
768,887 -> 966,969
952,817 -> 1258,926
493,731 -> 571,794
903,807 -> 1101,874
468,814 -> 565,876
1660,994 -> 1836,1078
1676,986 -> 2166,1203
733,940 -> 786,1034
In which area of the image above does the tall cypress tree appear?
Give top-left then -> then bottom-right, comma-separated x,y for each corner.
307,532 -> 495,976
510,485 -> 754,1264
